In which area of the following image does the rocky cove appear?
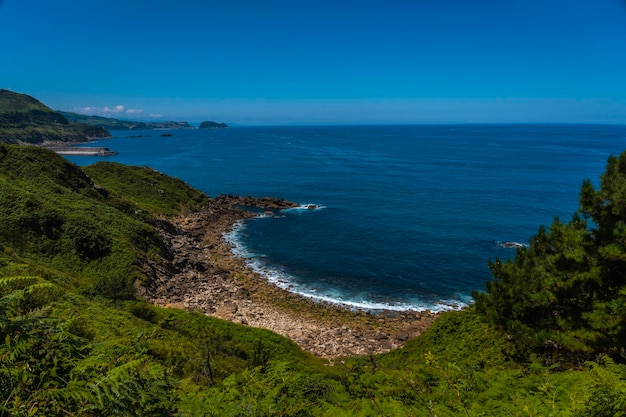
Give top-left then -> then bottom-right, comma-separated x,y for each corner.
138,195 -> 439,359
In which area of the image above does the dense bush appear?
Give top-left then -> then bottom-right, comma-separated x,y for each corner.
64,219 -> 112,260
93,274 -> 136,302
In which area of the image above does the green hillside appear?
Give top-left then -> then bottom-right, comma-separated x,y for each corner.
60,111 -> 193,130
0,89 -> 49,113
0,90 -> 110,144
1,140 -> 625,416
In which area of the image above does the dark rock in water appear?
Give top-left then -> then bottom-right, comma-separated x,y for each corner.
160,133 -> 173,137
220,195 -> 300,210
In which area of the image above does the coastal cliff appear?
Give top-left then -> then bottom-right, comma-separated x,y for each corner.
0,89 -> 111,144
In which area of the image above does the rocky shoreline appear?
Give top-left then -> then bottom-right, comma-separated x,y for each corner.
48,146 -> 117,156
39,140 -> 117,156
138,195 -> 440,358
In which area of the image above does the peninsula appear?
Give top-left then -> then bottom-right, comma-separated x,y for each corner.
60,111 -> 193,130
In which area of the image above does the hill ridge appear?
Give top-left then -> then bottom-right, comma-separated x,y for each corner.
0,89 -> 110,144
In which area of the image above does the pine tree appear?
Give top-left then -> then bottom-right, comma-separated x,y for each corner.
474,152 -> 626,363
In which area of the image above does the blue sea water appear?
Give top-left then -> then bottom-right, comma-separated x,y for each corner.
67,124 -> 626,312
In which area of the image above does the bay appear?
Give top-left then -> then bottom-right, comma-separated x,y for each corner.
67,124 -> 626,311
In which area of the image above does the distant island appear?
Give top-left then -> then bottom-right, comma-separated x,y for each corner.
60,111 -> 193,130
199,120 -> 228,129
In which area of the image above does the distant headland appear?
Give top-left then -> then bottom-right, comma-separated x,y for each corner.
61,111 -> 228,131
60,111 -> 194,131
0,90 -> 230,159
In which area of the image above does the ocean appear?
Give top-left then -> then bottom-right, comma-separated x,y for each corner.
67,124 -> 626,312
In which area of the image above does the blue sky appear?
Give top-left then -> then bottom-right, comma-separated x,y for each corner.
1,0 -> 625,125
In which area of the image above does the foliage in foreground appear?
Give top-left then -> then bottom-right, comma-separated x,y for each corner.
3,260 -> 626,416
1,142 -> 626,415
474,152 -> 626,364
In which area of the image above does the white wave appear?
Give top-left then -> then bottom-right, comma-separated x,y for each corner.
223,221 -> 470,313
496,241 -> 528,249
282,203 -> 326,213
289,291 -> 469,313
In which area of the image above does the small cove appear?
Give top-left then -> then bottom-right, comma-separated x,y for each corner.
68,124 -> 626,311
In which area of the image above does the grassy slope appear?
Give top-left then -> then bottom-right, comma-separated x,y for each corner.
1,143 -> 625,416
0,90 -> 109,144
83,162 -> 209,216
0,90 -> 42,113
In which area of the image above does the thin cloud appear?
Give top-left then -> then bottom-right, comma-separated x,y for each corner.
73,106 -> 98,114
149,113 -> 164,118
103,105 -> 125,113
72,105 -> 143,117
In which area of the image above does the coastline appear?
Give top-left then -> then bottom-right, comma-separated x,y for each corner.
138,195 -> 441,358
40,139 -> 117,156
47,146 -> 117,156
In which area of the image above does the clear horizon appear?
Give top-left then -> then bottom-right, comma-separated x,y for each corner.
1,0 -> 625,125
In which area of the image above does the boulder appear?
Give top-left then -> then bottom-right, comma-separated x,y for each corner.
215,301 -> 238,319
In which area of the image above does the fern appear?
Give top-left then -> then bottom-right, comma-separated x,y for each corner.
579,356 -> 626,416
87,356 -> 172,416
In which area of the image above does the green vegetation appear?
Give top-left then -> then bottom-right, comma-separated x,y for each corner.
1,135 -> 626,415
83,162 -> 208,216
474,152 -> 626,365
0,90 -> 110,144
199,120 -> 228,129
60,111 -> 193,130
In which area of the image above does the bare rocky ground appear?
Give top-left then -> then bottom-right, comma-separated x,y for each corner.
138,195 -> 440,359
